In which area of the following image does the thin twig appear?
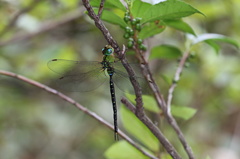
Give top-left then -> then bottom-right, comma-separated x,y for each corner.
98,0 -> 105,17
0,7 -> 85,47
166,51 -> 195,159
0,70 -> 157,159
121,97 -> 182,159
0,0 -> 42,37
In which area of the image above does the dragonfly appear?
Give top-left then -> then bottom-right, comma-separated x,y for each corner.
48,45 -> 148,140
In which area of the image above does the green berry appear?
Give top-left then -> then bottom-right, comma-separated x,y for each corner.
123,33 -> 130,39
128,38 -> 134,42
124,16 -> 130,23
127,41 -> 134,48
125,26 -> 131,33
136,17 -> 142,23
131,19 -> 137,25
129,30 -> 134,36
136,23 -> 141,31
139,44 -> 147,51
137,38 -> 143,44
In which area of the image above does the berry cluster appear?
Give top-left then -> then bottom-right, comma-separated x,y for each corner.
123,12 -> 146,51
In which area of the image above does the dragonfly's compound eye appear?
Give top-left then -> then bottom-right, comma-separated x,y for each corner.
102,47 -> 114,55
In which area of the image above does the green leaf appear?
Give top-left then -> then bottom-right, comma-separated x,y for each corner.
160,74 -> 172,86
93,9 -> 127,28
125,94 -> 160,113
104,141 -> 150,159
139,22 -> 166,39
164,19 -> 195,35
131,0 -> 203,24
205,40 -> 220,53
120,106 -> 159,152
131,0 -> 152,20
191,33 -> 240,51
90,0 -> 126,11
150,45 -> 182,59
171,105 -> 197,120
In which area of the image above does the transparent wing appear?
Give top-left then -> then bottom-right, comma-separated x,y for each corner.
112,62 -> 151,94
113,62 -> 145,78
55,69 -> 107,92
48,59 -> 107,92
48,59 -> 103,75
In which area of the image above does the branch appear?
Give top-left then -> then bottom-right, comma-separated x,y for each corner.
97,0 -> 105,17
131,19 -> 195,159
0,70 -> 157,159
0,7 -> 85,47
121,97 -> 182,159
166,51 -> 195,159
0,0 -> 42,37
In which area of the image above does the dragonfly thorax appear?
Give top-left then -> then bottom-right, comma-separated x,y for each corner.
101,61 -> 115,76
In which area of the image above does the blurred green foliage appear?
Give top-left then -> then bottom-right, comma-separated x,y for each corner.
0,0 -> 239,159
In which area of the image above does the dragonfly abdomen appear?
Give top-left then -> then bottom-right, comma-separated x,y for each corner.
109,74 -> 118,140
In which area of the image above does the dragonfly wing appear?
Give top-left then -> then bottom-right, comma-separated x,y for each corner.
48,59 -> 103,75
112,62 -> 151,94
113,69 -> 151,95
53,68 -> 107,92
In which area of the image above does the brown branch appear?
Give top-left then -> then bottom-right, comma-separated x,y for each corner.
0,7 -> 85,47
0,0 -> 42,37
0,70 -> 157,159
121,97 -> 182,159
98,0 -> 105,17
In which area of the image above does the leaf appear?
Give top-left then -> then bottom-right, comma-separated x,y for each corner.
120,106 -> 159,152
139,21 -> 166,39
204,40 -> 220,53
164,19 -> 195,35
93,9 -> 127,28
150,45 -> 182,59
171,105 -> 197,120
191,33 -> 240,51
90,0 -> 126,11
131,0 -> 203,24
160,74 -> 172,86
104,141 -> 150,159
125,94 -> 160,113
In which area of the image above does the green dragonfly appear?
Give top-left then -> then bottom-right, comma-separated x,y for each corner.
48,45 -> 148,140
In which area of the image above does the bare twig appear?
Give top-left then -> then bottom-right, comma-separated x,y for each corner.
166,51 -> 195,159
98,0 -> 105,17
0,0 -> 42,37
0,7 -> 85,47
0,70 -> 157,159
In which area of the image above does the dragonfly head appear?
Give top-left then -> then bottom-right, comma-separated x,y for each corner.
102,45 -> 114,56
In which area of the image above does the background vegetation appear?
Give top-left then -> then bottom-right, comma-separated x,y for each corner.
0,0 -> 239,159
